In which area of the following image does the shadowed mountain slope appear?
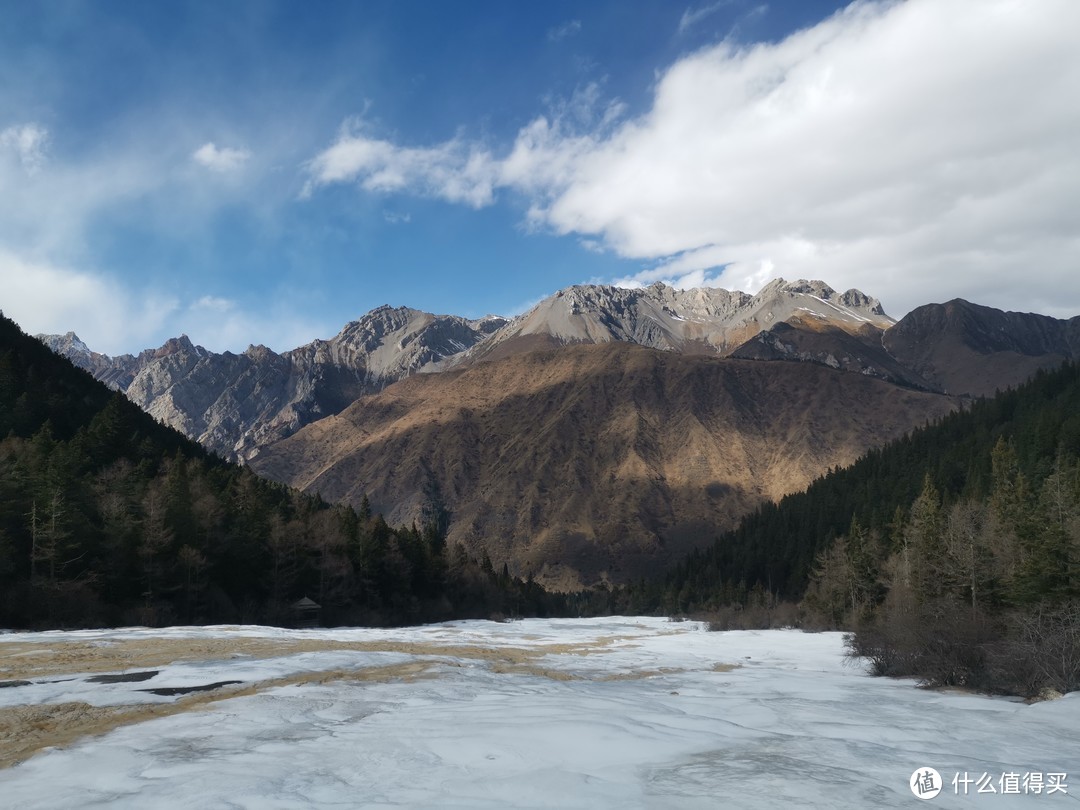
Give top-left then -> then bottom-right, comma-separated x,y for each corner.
250,342 -> 957,589
882,299 -> 1080,396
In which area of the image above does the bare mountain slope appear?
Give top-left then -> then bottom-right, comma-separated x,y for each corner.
250,342 -> 956,589
729,320 -> 935,389
883,299 -> 1080,396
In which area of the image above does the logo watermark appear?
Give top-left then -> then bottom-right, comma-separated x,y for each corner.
911,768 -> 942,799
911,768 -> 1068,799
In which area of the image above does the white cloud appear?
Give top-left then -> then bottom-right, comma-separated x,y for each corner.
0,123 -> 49,174
304,120 -> 500,208
304,0 -> 1080,320
548,20 -> 582,42
192,141 -> 251,172
305,85 -> 622,210
0,122 -> 247,261
0,249 -> 179,355
193,295 -> 235,313
0,250 -> 329,356
678,1 -> 733,34
547,0 -> 1080,318
180,294 -> 326,353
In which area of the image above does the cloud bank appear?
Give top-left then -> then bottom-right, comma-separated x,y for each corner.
0,250 -> 178,354
306,0 -> 1080,319
0,251 -> 324,357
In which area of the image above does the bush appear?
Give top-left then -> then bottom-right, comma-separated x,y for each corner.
987,602 -> 1080,697
847,599 -> 1080,698
704,601 -> 803,631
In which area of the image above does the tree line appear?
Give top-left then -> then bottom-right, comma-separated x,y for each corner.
607,361 -> 1080,696
807,441 -> 1078,697
0,313 -> 562,628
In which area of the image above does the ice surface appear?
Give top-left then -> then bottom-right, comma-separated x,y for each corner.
0,618 -> 1076,808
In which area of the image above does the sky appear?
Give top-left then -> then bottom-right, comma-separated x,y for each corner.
1,0 -> 1078,356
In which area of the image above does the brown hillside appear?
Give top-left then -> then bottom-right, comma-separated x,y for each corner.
250,343 -> 956,590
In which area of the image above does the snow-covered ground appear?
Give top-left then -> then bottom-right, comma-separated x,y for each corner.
0,617 -> 1076,808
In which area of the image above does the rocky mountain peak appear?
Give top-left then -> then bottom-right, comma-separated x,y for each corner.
758,278 -> 836,299
457,279 -> 892,366
243,344 -> 278,362
36,331 -> 92,357
839,289 -> 886,315
145,334 -> 199,360
331,305 -> 428,354
468,315 -> 510,335
39,303 -> 507,462
882,299 -> 1080,396
754,278 -> 885,313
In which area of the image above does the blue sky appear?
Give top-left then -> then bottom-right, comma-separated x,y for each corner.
2,0 -> 1078,355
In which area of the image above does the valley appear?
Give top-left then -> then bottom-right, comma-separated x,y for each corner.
5,2 -> 1079,806
38,279 -> 1080,588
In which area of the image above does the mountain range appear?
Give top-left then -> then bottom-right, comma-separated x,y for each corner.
40,308 -> 507,461
38,279 -> 1080,588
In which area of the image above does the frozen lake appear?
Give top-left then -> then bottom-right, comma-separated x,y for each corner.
0,617 -> 1076,808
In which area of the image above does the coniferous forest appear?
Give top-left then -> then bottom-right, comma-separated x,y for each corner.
5,307 -> 1079,696
622,361 -> 1080,697
0,314 -> 560,629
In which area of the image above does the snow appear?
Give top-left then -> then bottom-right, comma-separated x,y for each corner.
809,295 -> 873,324
1,618 -> 1076,808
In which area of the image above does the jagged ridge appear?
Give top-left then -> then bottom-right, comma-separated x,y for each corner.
39,307 -> 508,461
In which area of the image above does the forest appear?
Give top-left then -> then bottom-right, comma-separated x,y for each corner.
620,360 -> 1080,697
5,308 -> 1078,696
0,313 -> 560,628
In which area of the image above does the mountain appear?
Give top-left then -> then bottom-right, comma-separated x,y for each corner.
249,341 -> 957,590
453,278 -> 893,365
729,320 -> 933,389
39,307 -> 507,461
882,298 -> 1080,396
36,280 -> 1080,589
40,279 -> 900,463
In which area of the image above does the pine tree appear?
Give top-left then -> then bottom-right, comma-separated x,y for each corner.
906,474 -> 946,603
942,500 -> 997,619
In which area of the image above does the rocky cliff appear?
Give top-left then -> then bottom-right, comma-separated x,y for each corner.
40,307 -> 507,460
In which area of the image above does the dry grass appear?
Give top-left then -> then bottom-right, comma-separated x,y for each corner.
711,663 -> 742,673
0,660 -> 436,770
0,635 -> 627,682
0,632 -> 638,770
